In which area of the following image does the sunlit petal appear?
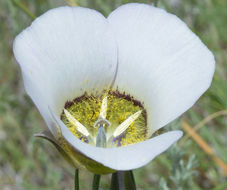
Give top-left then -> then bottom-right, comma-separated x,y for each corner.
51,110 -> 182,170
108,3 -> 215,136
13,6 -> 118,137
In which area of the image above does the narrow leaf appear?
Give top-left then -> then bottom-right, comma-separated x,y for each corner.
110,172 -> 119,190
92,174 -> 101,190
75,169 -> 79,190
124,171 -> 137,190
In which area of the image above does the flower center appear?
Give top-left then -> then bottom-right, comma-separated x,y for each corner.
61,91 -> 147,147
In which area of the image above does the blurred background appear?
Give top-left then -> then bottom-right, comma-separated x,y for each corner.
0,0 -> 227,189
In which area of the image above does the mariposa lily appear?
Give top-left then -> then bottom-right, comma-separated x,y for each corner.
13,3 -> 215,175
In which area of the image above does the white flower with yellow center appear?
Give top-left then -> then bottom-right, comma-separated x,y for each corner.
13,3 -> 215,174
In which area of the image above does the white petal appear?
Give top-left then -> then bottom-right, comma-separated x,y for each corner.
13,6 -> 117,136
51,110 -> 182,170
108,4 -> 215,135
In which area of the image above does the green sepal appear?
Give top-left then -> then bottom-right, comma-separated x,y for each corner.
34,130 -> 77,168
34,131 -> 115,174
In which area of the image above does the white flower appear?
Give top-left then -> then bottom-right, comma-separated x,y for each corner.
13,3 -> 215,174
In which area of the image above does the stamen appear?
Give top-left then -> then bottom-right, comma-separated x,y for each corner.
94,96 -> 110,128
64,109 -> 90,137
99,96 -> 108,119
113,110 -> 142,137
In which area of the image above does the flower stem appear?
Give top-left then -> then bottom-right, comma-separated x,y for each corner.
110,172 -> 119,190
113,171 -> 137,190
117,171 -> 125,190
92,174 -> 101,190
124,171 -> 136,190
74,169 -> 79,190
11,0 -> 36,20
154,0 -> 159,7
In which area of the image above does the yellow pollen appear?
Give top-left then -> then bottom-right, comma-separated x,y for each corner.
61,91 -> 147,147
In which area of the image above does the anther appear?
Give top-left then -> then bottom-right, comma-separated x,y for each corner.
64,109 -> 90,137
113,110 -> 142,137
99,96 -> 108,119
94,95 -> 111,128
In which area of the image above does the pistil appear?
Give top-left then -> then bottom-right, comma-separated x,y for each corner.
96,123 -> 106,148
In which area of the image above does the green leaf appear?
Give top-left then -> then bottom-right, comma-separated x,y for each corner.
124,171 -> 137,190
75,169 -> 80,190
110,172 -> 119,190
92,174 -> 101,190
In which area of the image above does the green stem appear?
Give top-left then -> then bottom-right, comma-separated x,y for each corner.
110,172 -> 119,190
154,0 -> 159,7
118,172 -> 125,190
92,174 -> 101,190
74,169 -> 79,190
11,0 -> 36,20
124,171 -> 136,190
